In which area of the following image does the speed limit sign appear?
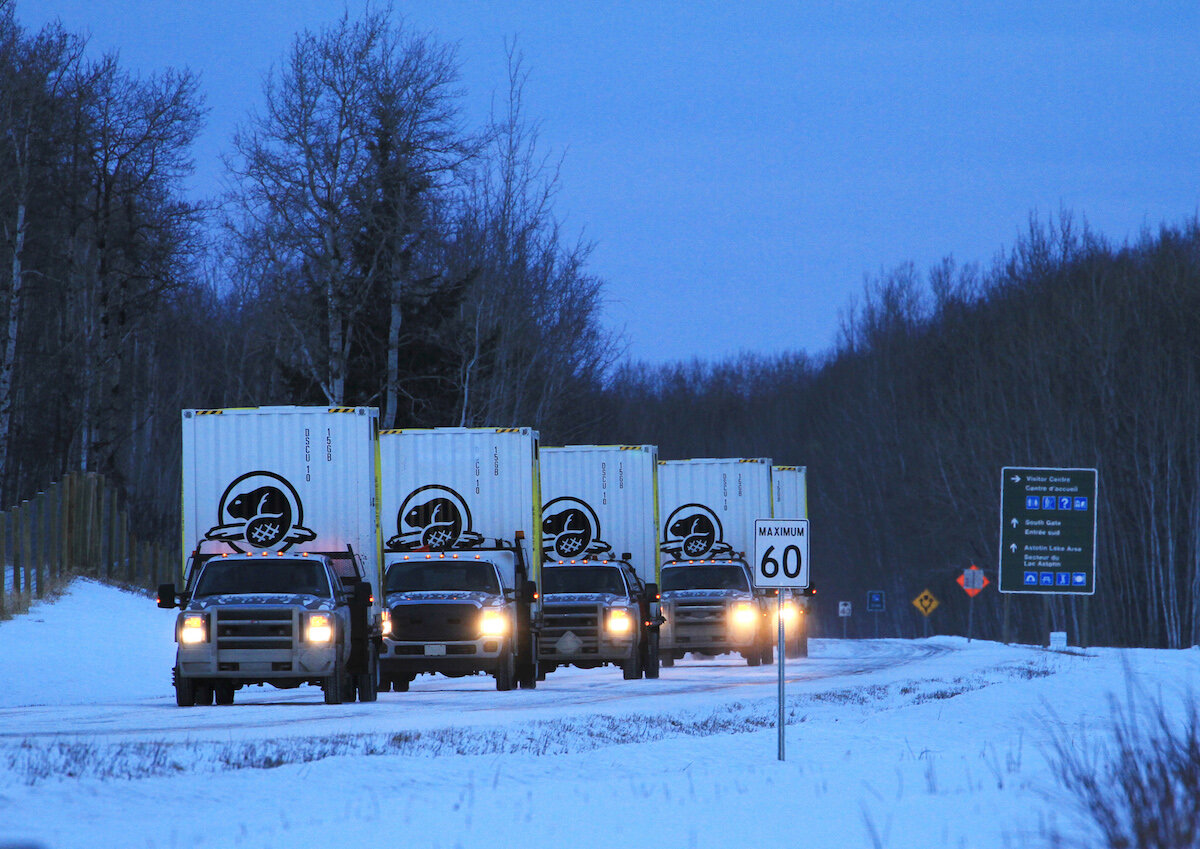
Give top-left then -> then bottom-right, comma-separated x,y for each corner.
753,519 -> 810,589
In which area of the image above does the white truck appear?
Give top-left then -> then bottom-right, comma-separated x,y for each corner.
658,457 -> 775,667
772,465 -> 810,657
159,406 -> 384,706
377,427 -> 541,691
538,445 -> 662,680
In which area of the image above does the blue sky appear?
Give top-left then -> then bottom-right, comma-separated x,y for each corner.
18,1 -> 1200,363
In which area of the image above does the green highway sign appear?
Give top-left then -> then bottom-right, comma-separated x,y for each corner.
998,467 -> 1098,594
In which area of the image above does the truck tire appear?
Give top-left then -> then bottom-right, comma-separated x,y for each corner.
760,644 -> 773,665
495,648 -> 516,691
746,650 -> 761,667
356,648 -> 379,702
516,632 -> 538,689
394,675 -> 411,692
214,682 -> 235,705
644,632 -> 660,679
174,672 -> 196,707
622,649 -> 643,680
194,682 -> 215,705
661,652 -> 675,668
323,657 -> 345,705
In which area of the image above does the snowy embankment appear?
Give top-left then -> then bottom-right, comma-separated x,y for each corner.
1,580 -> 1197,849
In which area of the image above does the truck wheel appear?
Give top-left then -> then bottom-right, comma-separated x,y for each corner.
517,661 -> 537,689
746,650 -> 761,667
323,658 -> 345,705
644,632 -> 660,679
622,649 -> 643,680
661,652 -> 675,668
174,672 -> 196,707
194,682 -> 215,705
394,676 -> 411,692
356,649 -> 379,702
495,649 -> 516,691
761,644 -> 774,665
214,683 -> 235,705
517,632 -> 538,689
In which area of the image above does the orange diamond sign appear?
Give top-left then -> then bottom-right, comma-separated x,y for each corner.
957,565 -> 990,598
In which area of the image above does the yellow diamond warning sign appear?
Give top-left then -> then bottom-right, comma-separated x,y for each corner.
912,589 -> 939,617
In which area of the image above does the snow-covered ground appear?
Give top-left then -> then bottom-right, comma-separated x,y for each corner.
1,579 -> 1196,849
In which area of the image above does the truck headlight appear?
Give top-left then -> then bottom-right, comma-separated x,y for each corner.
606,607 -> 633,635
731,603 -> 757,629
779,602 -> 799,624
180,613 -> 208,644
381,609 -> 392,638
306,613 -> 334,643
479,609 -> 508,637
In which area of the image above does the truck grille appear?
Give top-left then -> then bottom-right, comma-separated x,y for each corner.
390,603 -> 478,642
541,603 -> 601,655
669,600 -> 728,644
216,607 -> 295,650
672,600 -> 726,624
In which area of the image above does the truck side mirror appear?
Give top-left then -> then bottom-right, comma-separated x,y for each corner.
157,584 -> 177,609
352,582 -> 371,607
645,582 -> 659,602
522,581 -> 537,605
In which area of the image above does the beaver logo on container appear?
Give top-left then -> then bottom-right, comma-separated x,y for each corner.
204,471 -> 317,552
541,497 -> 612,561
387,485 -> 485,551
661,503 -> 733,560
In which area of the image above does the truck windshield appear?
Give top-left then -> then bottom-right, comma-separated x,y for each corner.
386,562 -> 502,594
193,559 -> 332,598
542,566 -> 628,595
661,564 -> 750,592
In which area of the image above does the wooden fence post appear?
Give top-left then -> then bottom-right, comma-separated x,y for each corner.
13,501 -> 25,605
87,474 -> 100,575
33,494 -> 45,599
64,473 -> 78,574
121,510 -> 131,584
0,509 -> 7,617
50,482 -> 63,584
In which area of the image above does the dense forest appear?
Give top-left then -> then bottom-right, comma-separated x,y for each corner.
3,4 -> 1198,647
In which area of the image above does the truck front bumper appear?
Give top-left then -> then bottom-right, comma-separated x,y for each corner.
177,642 -> 337,680
380,637 -> 507,676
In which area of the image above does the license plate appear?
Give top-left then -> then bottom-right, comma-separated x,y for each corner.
424,644 -> 447,656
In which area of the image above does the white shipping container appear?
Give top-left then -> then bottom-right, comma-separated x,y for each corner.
180,406 -> 382,590
657,458 -> 773,570
378,427 -> 540,587
540,445 -> 660,584
772,465 -> 808,519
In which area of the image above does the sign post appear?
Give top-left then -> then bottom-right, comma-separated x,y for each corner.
754,518 -> 810,762
838,601 -> 852,638
866,590 -> 885,637
956,565 -> 990,642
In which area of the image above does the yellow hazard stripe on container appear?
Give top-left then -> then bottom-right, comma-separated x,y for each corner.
328,407 -> 355,413
194,409 -> 223,415
494,427 -> 522,433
